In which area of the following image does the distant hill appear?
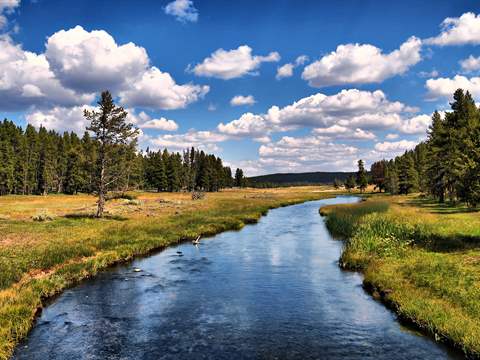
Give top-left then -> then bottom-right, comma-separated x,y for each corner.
248,171 -> 355,185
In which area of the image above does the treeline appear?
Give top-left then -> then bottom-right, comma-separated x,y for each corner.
0,119 -> 243,195
369,89 -> 480,207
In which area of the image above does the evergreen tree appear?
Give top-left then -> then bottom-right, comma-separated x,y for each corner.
345,175 -> 356,192
370,160 -> 386,192
64,148 -> 82,194
356,159 -> 368,192
84,91 -> 138,217
235,168 -> 244,187
398,152 -> 419,194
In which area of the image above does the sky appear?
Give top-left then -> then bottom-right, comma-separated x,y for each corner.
1,0 -> 480,175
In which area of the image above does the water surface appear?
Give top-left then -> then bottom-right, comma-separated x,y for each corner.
14,197 -> 462,359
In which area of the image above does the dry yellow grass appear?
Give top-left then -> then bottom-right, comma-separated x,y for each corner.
0,186 -> 334,359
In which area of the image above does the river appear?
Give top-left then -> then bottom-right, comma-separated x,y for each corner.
13,196 -> 462,359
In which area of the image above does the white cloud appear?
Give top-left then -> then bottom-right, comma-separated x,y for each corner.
257,135 -> 360,173
230,94 -> 256,106
302,37 -> 422,87
119,66 -> 209,109
137,111 -> 178,131
418,69 -> 439,78
218,89 -> 417,138
385,133 -> 399,140
164,0 -> 198,23
276,63 -> 294,80
191,45 -> 280,79
25,105 -> 94,133
374,140 -> 417,153
0,35 -> 94,111
25,104 -> 178,137
0,26 -> 209,112
460,55 -> 480,72
426,12 -> 480,46
294,55 -> 309,66
0,0 -> 20,29
398,114 -> 431,134
425,75 -> 480,100
312,125 -> 376,140
207,103 -> 217,111
45,25 -> 149,93
144,129 -> 228,153
276,55 -> 309,80
217,112 -> 276,140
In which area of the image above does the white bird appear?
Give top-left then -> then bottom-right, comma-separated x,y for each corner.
192,235 -> 201,245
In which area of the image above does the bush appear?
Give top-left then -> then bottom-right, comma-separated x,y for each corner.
192,191 -> 205,200
106,192 -> 137,201
32,212 -> 54,222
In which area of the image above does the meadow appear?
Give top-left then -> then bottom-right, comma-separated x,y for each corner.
0,186 -> 335,360
321,194 -> 480,357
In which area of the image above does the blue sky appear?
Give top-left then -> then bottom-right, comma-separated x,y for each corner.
1,0 -> 480,175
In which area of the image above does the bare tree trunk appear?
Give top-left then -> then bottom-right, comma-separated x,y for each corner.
96,153 -> 106,218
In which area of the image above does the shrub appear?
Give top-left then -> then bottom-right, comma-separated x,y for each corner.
32,212 -> 54,222
192,191 -> 205,200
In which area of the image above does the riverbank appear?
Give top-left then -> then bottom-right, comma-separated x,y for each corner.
321,194 -> 480,358
0,187 -> 335,360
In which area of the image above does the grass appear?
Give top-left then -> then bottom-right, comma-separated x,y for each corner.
322,194 -> 480,357
0,186 -> 335,359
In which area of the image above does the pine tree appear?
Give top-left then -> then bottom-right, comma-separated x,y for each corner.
398,152 -> 419,195
64,148 -> 82,194
370,160 -> 386,192
345,175 -> 356,192
234,168 -> 244,187
356,159 -> 368,192
84,91 -> 138,217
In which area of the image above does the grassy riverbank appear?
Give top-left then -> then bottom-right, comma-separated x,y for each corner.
321,194 -> 480,357
0,186 -> 335,359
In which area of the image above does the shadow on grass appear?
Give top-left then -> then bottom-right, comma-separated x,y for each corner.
417,233 -> 480,252
403,197 -> 480,215
64,213 -> 128,221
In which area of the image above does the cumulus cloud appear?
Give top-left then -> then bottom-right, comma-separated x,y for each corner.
164,0 -> 198,23
425,75 -> 480,100
119,66 -> 209,109
375,140 -> 417,153
302,37 -> 422,87
144,129 -> 228,153
0,26 -> 209,112
25,105 -> 147,134
385,133 -> 399,140
460,55 -> 480,72
425,12 -> 480,46
312,125 -> 376,140
191,45 -> 280,79
230,95 -> 256,107
25,105 -> 94,133
257,135 -> 360,173
398,114 -> 431,134
276,55 -> 309,80
218,89 -> 418,139
136,111 -> 178,131
0,35 -> 94,111
45,25 -> 149,93
0,0 -> 19,29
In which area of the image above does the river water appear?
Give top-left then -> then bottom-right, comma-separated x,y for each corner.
13,196 -> 462,359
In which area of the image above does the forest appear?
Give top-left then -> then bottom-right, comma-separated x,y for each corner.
367,88 -> 480,207
0,117 -> 244,197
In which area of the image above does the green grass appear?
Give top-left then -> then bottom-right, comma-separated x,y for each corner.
323,194 -> 480,357
0,187 -> 335,360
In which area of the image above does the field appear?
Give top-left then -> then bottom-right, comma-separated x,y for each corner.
321,194 -> 480,357
0,186 -> 335,359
